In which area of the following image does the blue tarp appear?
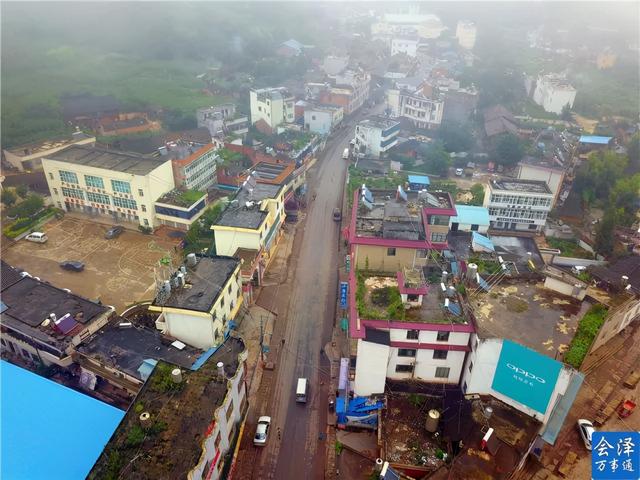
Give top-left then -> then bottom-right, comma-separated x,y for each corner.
477,275 -> 491,292
451,205 -> 490,227
471,232 -> 495,253
447,301 -> 462,316
579,135 -> 612,145
408,175 -> 430,188
450,261 -> 459,275
137,358 -> 158,381
1,361 -> 124,480
336,396 -> 384,428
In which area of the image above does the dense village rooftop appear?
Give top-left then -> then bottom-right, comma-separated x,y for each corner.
152,256 -> 239,313
6,131 -> 94,156
0,261 -> 111,354
88,336 -> 246,480
490,178 -> 552,194
47,145 -> 168,176
253,86 -> 293,100
215,182 -> 283,229
358,116 -> 400,131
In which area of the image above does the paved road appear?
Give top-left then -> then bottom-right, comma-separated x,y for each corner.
233,120 -> 358,479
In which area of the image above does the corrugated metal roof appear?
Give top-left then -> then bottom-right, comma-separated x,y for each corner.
451,205 -> 490,226
578,135 -> 612,145
408,174 -> 430,185
471,231 -> 495,252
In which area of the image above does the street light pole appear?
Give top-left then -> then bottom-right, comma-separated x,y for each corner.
259,315 -> 264,363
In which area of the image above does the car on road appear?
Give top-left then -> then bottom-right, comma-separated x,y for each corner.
105,225 -> 124,239
342,147 -> 350,160
254,416 -> 271,446
59,261 -> 85,272
333,208 -> 342,221
577,419 -> 595,450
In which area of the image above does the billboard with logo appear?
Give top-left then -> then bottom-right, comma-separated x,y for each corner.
491,340 -> 562,414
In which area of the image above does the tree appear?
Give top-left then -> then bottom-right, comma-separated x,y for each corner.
15,184 -> 28,198
438,122 -> 473,153
627,133 -> 640,174
8,193 -> 44,218
495,133 -> 524,166
560,103 -> 572,122
417,142 -> 451,176
595,210 -> 617,256
469,184 -> 485,206
609,174 -> 640,226
574,151 -> 628,205
1,189 -> 17,207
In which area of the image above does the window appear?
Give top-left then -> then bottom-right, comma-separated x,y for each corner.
387,247 -> 396,256
59,170 -> 78,183
433,350 -> 448,360
143,219 -> 149,226
225,401 -> 234,421
84,175 -> 104,189
431,232 -> 447,243
395,364 -> 414,373
220,298 -> 225,308
141,205 -> 147,212
87,192 -> 110,205
436,331 -> 450,342
228,284 -> 232,294
406,329 -> 419,340
49,172 -> 54,180
468,361 -> 473,373
435,367 -> 450,378
53,188 -> 58,195
112,197 -> 137,210
398,348 -> 416,357
417,249 -> 428,258
138,189 -> 144,197
111,179 -> 131,194
61,187 -> 85,200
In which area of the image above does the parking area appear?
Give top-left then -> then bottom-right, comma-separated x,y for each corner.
2,217 -> 180,312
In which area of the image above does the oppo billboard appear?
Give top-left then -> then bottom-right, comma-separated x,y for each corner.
491,340 -> 562,414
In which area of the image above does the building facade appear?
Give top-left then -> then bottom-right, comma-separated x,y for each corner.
391,37 -> 419,57
166,143 -> 219,191
386,86 -> 444,130
250,87 -> 295,132
42,145 -> 175,227
533,74 -> 577,115
326,69 -> 371,115
485,179 -> 553,233
455,20 -> 477,49
303,105 -> 344,135
354,117 -> 400,158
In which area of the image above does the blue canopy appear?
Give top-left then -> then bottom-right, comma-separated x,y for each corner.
578,135 -> 612,145
471,231 -> 495,253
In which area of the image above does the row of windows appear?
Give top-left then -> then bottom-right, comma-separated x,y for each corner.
59,170 -> 78,184
111,179 -> 132,194
488,208 -> 548,220
85,174 -> 104,189
395,364 -> 451,378
61,187 -> 84,200
54,171 -> 140,196
406,330 -> 450,341
59,188 -> 144,211
87,192 -> 111,204
398,348 -> 449,359
431,232 -> 447,243
489,194 -> 551,207
112,197 -> 138,210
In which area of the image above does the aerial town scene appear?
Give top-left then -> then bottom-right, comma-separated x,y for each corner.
1,2 -> 639,479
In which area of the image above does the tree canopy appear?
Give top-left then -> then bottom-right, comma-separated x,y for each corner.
495,133 -> 525,166
438,122 -> 474,153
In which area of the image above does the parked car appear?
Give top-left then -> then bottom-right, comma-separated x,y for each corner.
25,232 -> 48,243
254,416 -> 271,446
577,419 -> 595,450
59,261 -> 85,272
333,208 -> 342,221
105,225 -> 124,239
455,168 -> 464,176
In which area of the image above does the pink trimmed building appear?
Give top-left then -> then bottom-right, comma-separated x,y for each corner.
345,185 -> 475,396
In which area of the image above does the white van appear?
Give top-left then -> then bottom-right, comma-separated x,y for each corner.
342,148 -> 350,160
25,232 -> 48,243
296,378 -> 308,403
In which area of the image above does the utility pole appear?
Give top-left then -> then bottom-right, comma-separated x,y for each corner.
259,316 -> 264,363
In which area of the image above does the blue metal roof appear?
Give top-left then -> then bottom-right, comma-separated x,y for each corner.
578,135 -> 612,145
1,361 -> 124,479
451,205 -> 490,226
408,174 -> 430,186
472,231 -> 495,252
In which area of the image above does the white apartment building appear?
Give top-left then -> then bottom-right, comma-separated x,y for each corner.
164,142 -> 219,191
455,20 -> 477,50
386,85 -> 445,130
485,179 -> 554,233
304,104 -> 344,135
250,87 -> 295,132
533,74 -> 577,115
42,145 -> 175,227
354,117 -> 400,158
391,37 -> 419,57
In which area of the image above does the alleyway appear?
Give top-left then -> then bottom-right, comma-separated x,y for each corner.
233,120 -> 358,479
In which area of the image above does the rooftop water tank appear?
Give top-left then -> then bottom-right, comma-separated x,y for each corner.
425,409 -> 440,433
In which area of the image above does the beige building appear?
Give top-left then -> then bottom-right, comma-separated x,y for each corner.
3,131 -> 95,172
41,145 -> 175,227
250,87 -> 295,132
589,297 -> 640,353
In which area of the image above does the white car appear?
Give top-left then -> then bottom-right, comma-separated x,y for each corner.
455,168 -> 464,176
577,419 -> 595,450
254,416 -> 271,446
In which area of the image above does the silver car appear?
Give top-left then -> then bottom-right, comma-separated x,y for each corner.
254,416 -> 271,446
577,419 -> 595,450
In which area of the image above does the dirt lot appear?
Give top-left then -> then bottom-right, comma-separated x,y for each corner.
2,217 -> 180,312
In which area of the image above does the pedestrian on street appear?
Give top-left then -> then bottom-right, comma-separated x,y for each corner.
281,338 -> 285,346
277,427 -> 281,440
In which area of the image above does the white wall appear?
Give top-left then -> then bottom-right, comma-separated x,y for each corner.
164,312 -> 218,349
391,38 -> 418,57
387,347 -> 466,383
213,228 -> 262,256
388,329 -> 470,346
354,339 -> 390,396
304,109 -> 333,135
517,164 -> 564,205
450,222 -> 489,234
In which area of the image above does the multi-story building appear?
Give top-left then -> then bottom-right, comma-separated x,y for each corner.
163,142 -> 219,191
324,69 -> 371,115
455,20 -> 477,50
371,12 -> 446,43
485,179 -> 554,233
88,336 -> 248,480
154,189 -> 210,231
250,87 -> 295,133
0,260 -> 114,369
150,255 -> 243,350
386,83 -> 445,130
42,145 -> 175,227
197,104 -> 249,138
354,117 -> 401,158
532,73 -> 577,115
391,37 -> 419,57
347,185 -> 456,273
3,130 -> 96,172
303,104 -> 344,135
